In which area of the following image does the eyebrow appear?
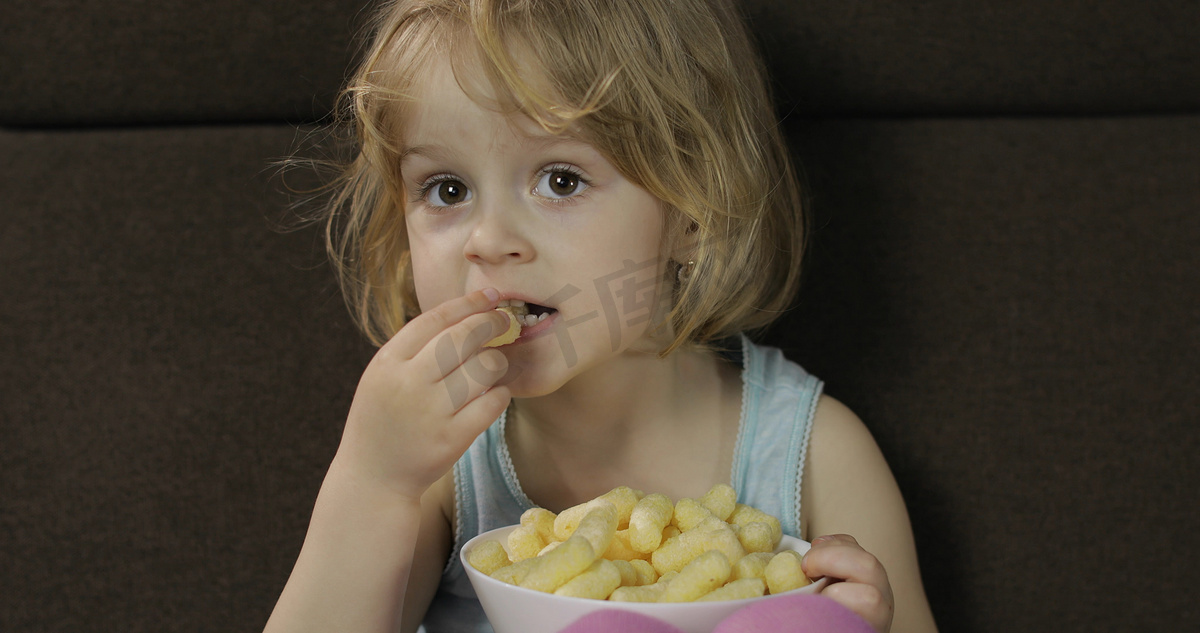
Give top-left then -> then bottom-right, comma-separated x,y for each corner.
398,144 -> 443,163
398,134 -> 594,164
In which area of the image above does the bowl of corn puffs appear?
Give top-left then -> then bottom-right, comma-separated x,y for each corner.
461,485 -> 828,633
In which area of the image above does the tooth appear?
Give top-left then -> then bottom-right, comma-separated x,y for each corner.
497,300 -> 510,307
510,299 -> 526,307
536,312 -> 548,322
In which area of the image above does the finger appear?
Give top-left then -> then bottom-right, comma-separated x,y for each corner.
802,535 -> 887,587
810,534 -> 860,548
453,383 -> 512,437
420,311 -> 511,383
820,582 -> 892,633
387,288 -> 501,360
426,338 -> 512,413
425,382 -> 510,468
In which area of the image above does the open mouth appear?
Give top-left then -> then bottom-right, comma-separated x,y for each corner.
497,299 -> 557,328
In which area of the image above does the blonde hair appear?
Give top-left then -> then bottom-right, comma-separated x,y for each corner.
316,0 -> 806,354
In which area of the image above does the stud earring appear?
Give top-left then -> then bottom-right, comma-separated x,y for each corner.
676,259 -> 696,284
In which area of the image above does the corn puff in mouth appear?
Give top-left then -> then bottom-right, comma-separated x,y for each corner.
484,307 -> 522,347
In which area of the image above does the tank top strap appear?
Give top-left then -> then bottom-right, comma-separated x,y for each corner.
449,411 -> 534,573
425,413 -> 533,632
729,334 -> 824,539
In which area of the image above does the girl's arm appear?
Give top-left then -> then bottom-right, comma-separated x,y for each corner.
803,395 -> 939,633
398,473 -> 455,633
263,459 -> 424,633
264,290 -> 512,633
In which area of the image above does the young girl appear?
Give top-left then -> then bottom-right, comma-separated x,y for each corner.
266,1 -> 937,632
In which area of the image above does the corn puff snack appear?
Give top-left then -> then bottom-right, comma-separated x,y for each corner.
609,584 -> 665,603
573,501 -> 619,557
603,529 -> 649,561
468,485 -> 815,603
611,559 -> 638,587
466,539 -> 511,576
518,534 -> 597,593
489,556 -> 539,586
553,499 -> 607,540
609,570 -> 677,603
763,550 -> 811,594
699,484 -> 737,521
729,551 -> 774,582
697,577 -> 767,602
628,559 -> 658,585
506,525 -> 545,562
659,550 -> 732,602
671,498 -> 714,531
484,307 -> 522,347
651,522 -> 745,575
554,559 -> 623,599
520,507 -> 558,542
728,503 -> 783,549
736,521 -> 776,554
598,486 -> 644,528
628,493 -> 674,553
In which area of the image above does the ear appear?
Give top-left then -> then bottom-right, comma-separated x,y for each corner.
668,218 -> 701,264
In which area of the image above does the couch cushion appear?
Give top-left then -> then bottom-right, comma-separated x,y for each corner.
773,114 -> 1200,631
4,0 -> 1199,126
2,116 -> 1197,631
0,125 -> 375,631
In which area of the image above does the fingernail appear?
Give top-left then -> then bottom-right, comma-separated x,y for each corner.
483,288 -> 500,301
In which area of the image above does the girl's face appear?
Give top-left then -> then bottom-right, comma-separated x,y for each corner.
400,56 -> 671,397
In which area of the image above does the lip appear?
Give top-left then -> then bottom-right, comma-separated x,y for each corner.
495,291 -> 553,307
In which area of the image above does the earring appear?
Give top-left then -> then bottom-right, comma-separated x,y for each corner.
676,259 -> 696,284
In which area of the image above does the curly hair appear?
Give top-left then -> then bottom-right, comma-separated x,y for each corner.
314,0 -> 807,354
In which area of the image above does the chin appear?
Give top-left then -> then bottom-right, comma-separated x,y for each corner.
496,359 -> 568,399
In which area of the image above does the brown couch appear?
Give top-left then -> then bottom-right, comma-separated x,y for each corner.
2,1 -> 1197,631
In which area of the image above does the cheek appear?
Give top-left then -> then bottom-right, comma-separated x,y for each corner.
405,228 -> 454,312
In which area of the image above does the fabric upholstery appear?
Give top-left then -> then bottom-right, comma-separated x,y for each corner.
2,1 -> 1197,632
4,0 -> 1200,125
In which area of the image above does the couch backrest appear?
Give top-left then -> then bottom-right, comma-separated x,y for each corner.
4,0 -> 1200,127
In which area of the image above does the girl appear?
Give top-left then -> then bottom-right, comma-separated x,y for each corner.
266,1 -> 937,632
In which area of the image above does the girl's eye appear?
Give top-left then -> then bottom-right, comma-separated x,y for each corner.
535,169 -> 588,199
425,179 -> 471,207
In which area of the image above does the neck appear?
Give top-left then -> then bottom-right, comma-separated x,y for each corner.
506,344 -> 741,510
513,346 -> 681,444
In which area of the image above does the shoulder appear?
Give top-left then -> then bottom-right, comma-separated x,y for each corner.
808,395 -> 892,494
803,394 -> 905,540
811,395 -> 880,458
805,397 -> 941,633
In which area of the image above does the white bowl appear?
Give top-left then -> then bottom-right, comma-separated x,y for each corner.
461,525 -> 828,633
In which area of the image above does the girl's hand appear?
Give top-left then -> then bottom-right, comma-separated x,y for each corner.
332,288 -> 513,503
803,534 -> 895,633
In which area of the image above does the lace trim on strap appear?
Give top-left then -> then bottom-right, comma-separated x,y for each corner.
497,410 -> 537,509
728,334 -> 753,493
445,456 -> 469,575
793,378 -> 823,539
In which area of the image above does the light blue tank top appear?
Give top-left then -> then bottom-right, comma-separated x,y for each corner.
421,335 -> 824,633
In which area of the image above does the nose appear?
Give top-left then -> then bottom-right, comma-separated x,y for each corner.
463,198 -> 535,266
